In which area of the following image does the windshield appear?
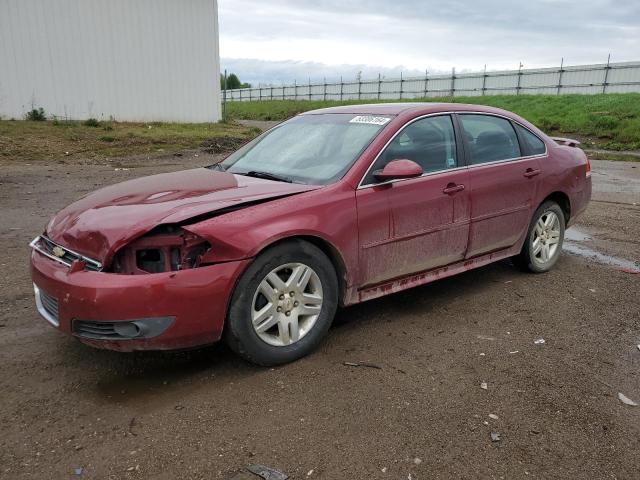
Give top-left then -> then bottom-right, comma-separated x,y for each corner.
219,113 -> 392,185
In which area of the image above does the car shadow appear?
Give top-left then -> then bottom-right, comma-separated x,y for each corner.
333,258 -> 518,329
74,258 -> 522,405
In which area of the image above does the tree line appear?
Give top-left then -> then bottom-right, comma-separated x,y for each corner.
220,73 -> 251,90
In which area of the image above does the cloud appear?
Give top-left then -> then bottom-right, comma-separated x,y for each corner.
218,0 -> 640,85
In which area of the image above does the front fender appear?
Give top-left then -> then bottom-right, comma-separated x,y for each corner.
183,184 -> 359,291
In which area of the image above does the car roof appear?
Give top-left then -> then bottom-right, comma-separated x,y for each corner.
302,102 -> 515,118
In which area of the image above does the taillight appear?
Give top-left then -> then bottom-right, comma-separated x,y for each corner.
585,156 -> 591,178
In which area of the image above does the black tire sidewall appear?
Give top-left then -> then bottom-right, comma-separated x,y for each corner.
225,240 -> 338,366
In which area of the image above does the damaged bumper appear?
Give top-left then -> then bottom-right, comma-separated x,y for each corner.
30,248 -> 250,351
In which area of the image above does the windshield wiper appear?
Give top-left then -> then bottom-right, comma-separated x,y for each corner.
242,170 -> 294,183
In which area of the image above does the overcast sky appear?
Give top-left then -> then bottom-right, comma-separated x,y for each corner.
218,0 -> 640,85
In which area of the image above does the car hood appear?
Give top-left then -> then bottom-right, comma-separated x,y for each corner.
46,168 -> 320,264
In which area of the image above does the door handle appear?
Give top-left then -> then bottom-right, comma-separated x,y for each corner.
443,183 -> 465,195
523,168 -> 541,178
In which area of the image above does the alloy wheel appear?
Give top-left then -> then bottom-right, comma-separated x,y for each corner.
251,262 -> 323,347
532,211 -> 561,265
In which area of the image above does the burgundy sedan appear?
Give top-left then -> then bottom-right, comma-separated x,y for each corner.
30,103 -> 591,365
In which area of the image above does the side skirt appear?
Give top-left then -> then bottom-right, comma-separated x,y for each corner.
358,246 -> 519,303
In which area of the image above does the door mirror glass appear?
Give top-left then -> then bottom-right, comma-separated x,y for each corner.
374,159 -> 423,181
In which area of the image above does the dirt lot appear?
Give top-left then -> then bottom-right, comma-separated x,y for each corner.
1,151 -> 639,480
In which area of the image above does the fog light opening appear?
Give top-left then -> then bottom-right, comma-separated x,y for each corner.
73,317 -> 175,340
113,322 -> 142,338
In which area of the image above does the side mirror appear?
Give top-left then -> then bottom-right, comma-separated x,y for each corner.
374,159 -> 423,181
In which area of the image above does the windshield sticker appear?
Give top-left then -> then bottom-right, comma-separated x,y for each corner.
349,115 -> 391,126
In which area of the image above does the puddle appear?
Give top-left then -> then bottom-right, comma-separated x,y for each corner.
565,228 -> 593,242
563,228 -> 639,273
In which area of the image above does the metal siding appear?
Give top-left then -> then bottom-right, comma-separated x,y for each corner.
0,0 -> 220,122
455,74 -> 483,95
225,61 -> 640,103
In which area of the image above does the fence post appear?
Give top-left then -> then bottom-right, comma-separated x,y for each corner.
239,88 -> 242,102
323,77 -> 327,101
516,62 -> 523,95
602,53 -> 611,94
450,68 -> 456,97
294,80 -> 297,101
308,78 -> 312,100
222,69 -> 227,121
340,76 -> 343,101
423,69 -> 429,98
481,65 -> 487,96
270,85 -> 274,100
557,58 -> 564,95
399,72 -> 403,100
377,73 -> 382,100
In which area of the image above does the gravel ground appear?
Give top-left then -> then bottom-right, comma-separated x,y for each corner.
0,154 -> 639,480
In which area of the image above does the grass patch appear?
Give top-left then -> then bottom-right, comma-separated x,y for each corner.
3,94 -> 638,163
226,93 -> 640,151
0,120 -> 258,163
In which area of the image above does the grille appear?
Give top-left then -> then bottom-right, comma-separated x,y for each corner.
39,289 -> 59,321
40,290 -> 58,320
73,320 -> 130,340
34,284 -> 60,327
33,236 -> 102,272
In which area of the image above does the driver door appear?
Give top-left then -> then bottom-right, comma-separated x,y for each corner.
355,115 -> 470,287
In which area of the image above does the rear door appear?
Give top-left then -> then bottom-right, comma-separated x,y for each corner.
457,114 -> 544,258
355,114 -> 470,286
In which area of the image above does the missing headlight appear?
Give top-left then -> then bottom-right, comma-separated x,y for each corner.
110,226 -> 211,275
136,249 -> 165,273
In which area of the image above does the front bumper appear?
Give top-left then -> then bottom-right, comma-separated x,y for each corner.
30,249 -> 250,351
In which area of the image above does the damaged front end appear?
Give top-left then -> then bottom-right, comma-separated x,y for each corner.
29,222 -> 252,350
109,226 -> 212,275
30,226 -> 214,276
28,168 -> 323,351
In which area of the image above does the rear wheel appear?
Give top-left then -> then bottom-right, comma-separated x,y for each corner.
513,201 -> 565,273
225,240 -> 338,366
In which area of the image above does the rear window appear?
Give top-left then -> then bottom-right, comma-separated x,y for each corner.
514,124 -> 546,156
459,114 -> 521,164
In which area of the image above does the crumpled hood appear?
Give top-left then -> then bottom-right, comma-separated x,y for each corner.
46,168 -> 319,263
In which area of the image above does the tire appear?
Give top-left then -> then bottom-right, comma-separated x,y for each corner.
513,201 -> 565,273
224,239 -> 338,366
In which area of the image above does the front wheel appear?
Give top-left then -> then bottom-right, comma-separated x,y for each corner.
513,201 -> 565,273
224,240 -> 338,366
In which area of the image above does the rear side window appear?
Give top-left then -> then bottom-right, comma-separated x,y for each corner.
459,114 -> 521,164
514,123 -> 546,156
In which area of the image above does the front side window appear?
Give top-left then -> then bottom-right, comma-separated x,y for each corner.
459,114 -> 521,164
220,114 -> 390,185
364,115 -> 458,184
514,123 -> 546,156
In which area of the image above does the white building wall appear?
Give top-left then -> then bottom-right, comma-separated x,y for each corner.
0,0 -> 220,122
